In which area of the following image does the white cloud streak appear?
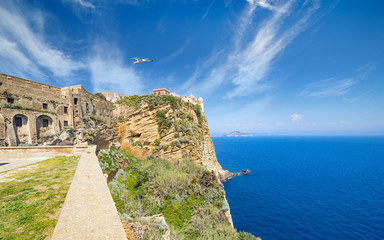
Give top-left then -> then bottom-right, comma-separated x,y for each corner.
185,0 -> 320,99
62,0 -> 142,9
89,45 -> 143,94
160,39 -> 192,64
299,76 -> 360,98
201,0 -> 216,20
71,0 -> 95,8
0,2 -> 83,80
247,0 -> 276,11
0,1 -> 144,92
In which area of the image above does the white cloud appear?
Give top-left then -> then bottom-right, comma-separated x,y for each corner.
291,113 -> 303,122
71,0 -> 95,8
160,39 -> 192,64
184,0 -> 320,99
202,0 -> 216,20
246,0 -> 276,11
89,45 -> 143,94
0,2 -> 83,81
299,76 -> 360,98
0,37 -> 38,74
0,1 -> 145,93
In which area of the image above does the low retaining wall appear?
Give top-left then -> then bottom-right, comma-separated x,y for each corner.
0,145 -> 88,160
52,145 -> 127,239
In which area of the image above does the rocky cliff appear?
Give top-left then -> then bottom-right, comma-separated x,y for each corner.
114,95 -> 224,175
113,95 -> 234,226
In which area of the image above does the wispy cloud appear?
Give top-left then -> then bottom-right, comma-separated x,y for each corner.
246,0 -> 276,11
299,76 -> 360,98
0,1 -> 145,92
61,0 -> 143,13
0,1 -> 83,82
89,44 -> 143,94
201,0 -> 216,20
160,39 -> 192,63
291,113 -> 303,122
69,0 -> 95,8
184,0 -> 320,99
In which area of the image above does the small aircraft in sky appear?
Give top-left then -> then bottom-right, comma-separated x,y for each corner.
129,57 -> 154,64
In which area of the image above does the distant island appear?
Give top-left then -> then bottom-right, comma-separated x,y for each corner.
224,131 -> 253,137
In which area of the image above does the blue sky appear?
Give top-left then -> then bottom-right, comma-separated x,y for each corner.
1,0 -> 383,135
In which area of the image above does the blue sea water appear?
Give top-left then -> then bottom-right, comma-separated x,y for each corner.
213,137 -> 384,240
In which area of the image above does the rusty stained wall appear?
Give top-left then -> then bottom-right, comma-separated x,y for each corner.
0,73 -> 113,146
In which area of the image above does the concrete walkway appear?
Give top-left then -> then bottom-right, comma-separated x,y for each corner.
52,145 -> 127,240
0,157 -> 50,173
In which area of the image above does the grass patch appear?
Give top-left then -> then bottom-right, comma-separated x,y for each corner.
0,155 -> 79,240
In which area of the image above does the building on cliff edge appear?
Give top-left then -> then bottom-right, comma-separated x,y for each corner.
101,91 -> 130,102
153,88 -> 170,96
0,73 -> 113,147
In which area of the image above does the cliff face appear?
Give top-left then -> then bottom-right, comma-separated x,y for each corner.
113,95 -> 233,227
114,95 -> 224,175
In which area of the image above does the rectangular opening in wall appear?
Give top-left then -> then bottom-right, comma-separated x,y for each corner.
64,106 -> 68,114
43,103 -> 48,109
64,121 -> 68,126
86,103 -> 89,113
7,98 -> 14,104
0,82 -> 2,86
15,117 -> 22,127
74,98 -> 78,105
42,119 -> 49,127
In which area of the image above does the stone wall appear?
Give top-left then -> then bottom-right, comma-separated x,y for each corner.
0,73 -> 113,146
0,145 -> 87,160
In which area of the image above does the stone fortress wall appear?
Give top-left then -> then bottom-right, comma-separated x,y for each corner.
0,73 -> 113,146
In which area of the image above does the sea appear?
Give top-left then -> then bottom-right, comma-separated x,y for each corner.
212,136 -> 384,240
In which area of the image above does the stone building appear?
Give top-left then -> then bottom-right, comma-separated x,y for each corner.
153,88 -> 170,96
0,73 -> 113,146
181,93 -> 205,113
102,91 -> 130,102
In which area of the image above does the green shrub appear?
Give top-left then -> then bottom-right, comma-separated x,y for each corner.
154,138 -> 161,146
238,231 -> 259,239
194,104 -> 203,127
98,151 -> 236,238
179,136 -> 189,143
157,109 -> 173,131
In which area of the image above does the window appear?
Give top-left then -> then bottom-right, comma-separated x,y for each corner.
86,103 -> 89,113
42,119 -> 49,127
15,117 -> 22,127
0,82 -> 2,86
7,98 -> 14,104
43,103 -> 48,109
74,98 -> 78,105
64,121 -> 68,126
64,106 -> 68,114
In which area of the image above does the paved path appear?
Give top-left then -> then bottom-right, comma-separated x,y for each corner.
52,145 -> 127,240
0,157 -> 50,173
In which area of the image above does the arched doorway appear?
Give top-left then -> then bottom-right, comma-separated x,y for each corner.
36,115 -> 54,140
13,114 -> 31,145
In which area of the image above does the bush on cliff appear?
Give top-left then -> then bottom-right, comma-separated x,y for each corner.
117,94 -> 182,111
98,149 -> 258,239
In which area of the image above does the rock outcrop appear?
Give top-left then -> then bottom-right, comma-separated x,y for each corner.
114,96 -> 224,175
219,169 -> 251,183
113,95 -> 233,225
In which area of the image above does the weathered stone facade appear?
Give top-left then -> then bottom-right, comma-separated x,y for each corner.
0,73 -> 113,146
